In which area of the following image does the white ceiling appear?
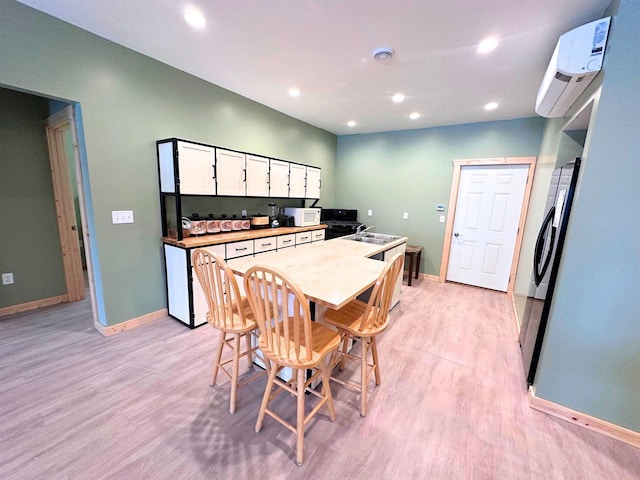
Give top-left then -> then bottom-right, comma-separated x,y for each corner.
18,0 -> 610,135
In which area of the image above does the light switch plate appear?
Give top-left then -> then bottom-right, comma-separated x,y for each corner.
2,273 -> 14,285
368,209 -> 373,217
439,215 -> 445,223
112,210 -> 134,224
403,212 -> 409,220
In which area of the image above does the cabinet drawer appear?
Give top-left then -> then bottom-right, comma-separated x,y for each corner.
277,234 -> 296,249
295,232 -> 312,245
255,237 -> 277,254
226,240 -> 254,259
311,230 -> 325,242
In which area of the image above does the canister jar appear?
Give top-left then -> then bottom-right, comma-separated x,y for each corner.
181,217 -> 192,237
220,214 -> 232,232
189,213 -> 206,236
231,215 -> 242,231
206,213 -> 220,234
241,216 -> 251,230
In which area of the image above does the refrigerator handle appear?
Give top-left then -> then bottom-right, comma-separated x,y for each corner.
534,206 -> 556,286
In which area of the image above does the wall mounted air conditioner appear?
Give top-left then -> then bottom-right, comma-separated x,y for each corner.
535,17 -> 611,118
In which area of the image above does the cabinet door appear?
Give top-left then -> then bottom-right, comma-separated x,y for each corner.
246,154 -> 270,197
289,163 -> 307,198
177,141 -> 216,194
384,243 -> 406,309
306,167 -> 321,199
216,149 -> 246,196
269,159 -> 289,197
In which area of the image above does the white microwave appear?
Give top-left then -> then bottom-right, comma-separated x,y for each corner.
283,207 -> 321,227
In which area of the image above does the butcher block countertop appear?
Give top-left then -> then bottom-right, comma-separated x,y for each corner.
161,224 -> 327,248
228,236 -> 407,309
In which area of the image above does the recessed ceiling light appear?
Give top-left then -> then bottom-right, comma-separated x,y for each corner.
288,87 -> 300,98
392,93 -> 405,103
477,37 -> 499,54
410,112 -> 421,120
484,102 -> 499,111
184,7 -> 206,30
347,120 -> 356,127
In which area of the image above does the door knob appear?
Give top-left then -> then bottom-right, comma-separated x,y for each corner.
454,232 -> 460,237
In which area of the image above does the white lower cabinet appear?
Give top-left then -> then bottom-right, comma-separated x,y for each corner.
383,243 -> 406,309
163,229 -> 325,328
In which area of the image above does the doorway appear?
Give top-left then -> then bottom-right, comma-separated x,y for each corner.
440,157 -> 536,293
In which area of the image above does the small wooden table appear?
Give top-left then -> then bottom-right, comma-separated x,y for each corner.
404,245 -> 423,286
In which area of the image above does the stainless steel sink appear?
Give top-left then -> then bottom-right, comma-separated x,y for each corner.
360,233 -> 402,241
344,233 -> 402,245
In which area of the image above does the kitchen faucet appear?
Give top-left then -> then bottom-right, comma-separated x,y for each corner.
356,224 -> 375,236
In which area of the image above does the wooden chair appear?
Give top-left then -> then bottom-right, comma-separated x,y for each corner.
191,248 -> 267,414
244,265 -> 341,465
325,252 -> 405,417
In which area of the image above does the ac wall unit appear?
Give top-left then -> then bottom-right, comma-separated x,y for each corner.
535,16 -> 610,118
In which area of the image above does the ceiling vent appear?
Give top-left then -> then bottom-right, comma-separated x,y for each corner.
373,47 -> 394,62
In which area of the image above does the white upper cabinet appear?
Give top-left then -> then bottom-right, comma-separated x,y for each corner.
245,154 -> 270,197
216,149 -> 246,196
177,141 -> 216,194
269,159 -> 290,197
306,167 -> 321,199
289,163 -> 307,198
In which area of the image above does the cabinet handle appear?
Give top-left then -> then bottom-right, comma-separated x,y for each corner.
243,169 -> 247,182
283,239 -> 292,243
235,247 -> 247,251
261,243 -> 272,247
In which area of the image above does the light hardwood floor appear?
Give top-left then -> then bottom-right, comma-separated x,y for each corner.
1,279 -> 639,479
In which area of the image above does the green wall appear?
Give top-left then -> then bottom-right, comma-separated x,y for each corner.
535,0 -> 640,431
335,117 -> 545,276
0,1 -> 337,325
0,88 -> 66,306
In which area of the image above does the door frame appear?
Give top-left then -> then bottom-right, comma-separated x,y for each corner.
439,157 -> 537,295
45,106 -> 92,304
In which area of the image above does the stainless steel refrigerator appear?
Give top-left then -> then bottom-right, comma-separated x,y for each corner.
519,158 -> 581,386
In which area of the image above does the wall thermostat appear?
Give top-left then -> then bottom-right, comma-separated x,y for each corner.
436,204 -> 445,211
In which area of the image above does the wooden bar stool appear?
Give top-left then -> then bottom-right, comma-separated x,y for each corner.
404,245 -> 423,286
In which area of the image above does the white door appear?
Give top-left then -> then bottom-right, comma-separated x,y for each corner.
216,149 -> 246,196
447,164 -> 529,292
177,141 -> 216,194
245,154 -> 270,196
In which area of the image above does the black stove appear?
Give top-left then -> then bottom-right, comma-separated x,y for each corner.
321,209 -> 363,240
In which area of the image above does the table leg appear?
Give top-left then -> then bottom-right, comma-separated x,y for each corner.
407,253 -> 414,287
415,250 -> 421,281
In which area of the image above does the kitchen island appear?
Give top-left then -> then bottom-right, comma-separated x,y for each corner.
228,235 -> 407,311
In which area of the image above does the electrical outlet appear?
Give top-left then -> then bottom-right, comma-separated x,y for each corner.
112,210 -> 134,224
368,209 -> 373,217
2,273 -> 14,285
403,212 -> 409,220
242,209 -> 247,217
